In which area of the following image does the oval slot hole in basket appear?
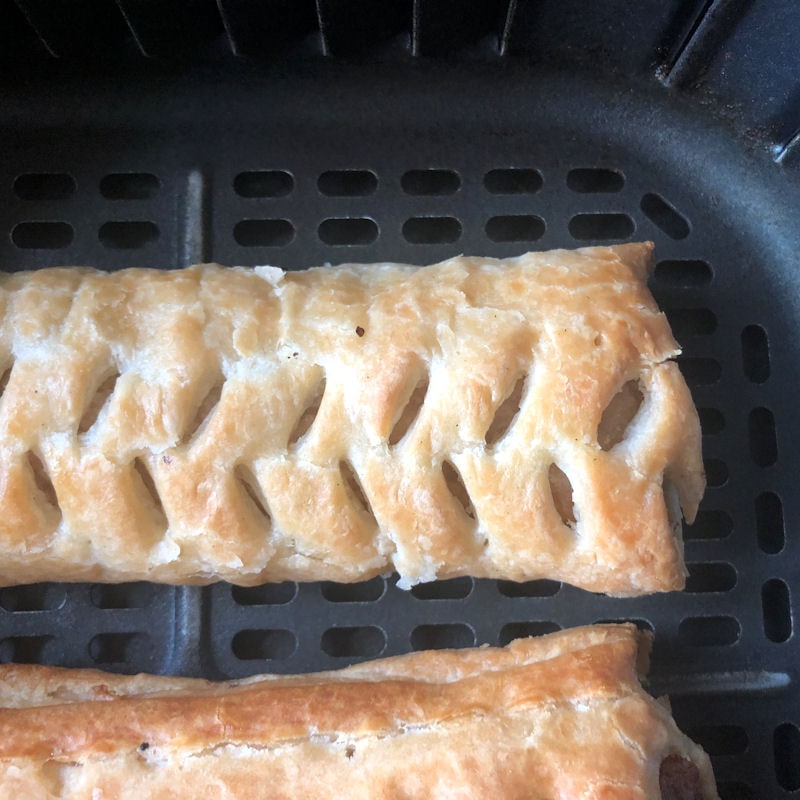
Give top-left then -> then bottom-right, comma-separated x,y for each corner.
774,723 -> 800,791
762,578 -> 792,643
756,492 -> 784,554
232,629 -> 296,661
499,622 -> 561,646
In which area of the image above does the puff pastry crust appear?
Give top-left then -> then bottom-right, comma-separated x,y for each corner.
0,624 -> 718,799
0,243 -> 704,593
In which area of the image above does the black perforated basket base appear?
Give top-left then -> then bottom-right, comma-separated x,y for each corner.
0,60 -> 799,800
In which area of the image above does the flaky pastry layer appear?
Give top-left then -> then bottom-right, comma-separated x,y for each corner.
0,244 -> 704,593
0,624 -> 718,799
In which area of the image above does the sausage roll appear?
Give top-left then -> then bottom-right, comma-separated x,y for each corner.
0,244 -> 704,593
0,624 -> 718,799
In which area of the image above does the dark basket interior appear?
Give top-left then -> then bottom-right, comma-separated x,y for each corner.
1,2 -> 799,797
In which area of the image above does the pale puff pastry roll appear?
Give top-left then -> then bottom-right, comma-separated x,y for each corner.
0,244 -> 704,593
0,624 -> 718,799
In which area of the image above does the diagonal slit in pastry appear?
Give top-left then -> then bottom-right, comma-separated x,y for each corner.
78,370 -> 120,434
26,451 -> 61,519
485,374 -> 527,446
288,375 -> 326,447
389,371 -> 429,446
442,460 -> 476,521
235,464 -> 272,524
598,378 -> 644,451
339,460 -> 377,525
185,379 -> 224,443
0,362 -> 11,400
133,457 -> 167,530
548,464 -> 576,527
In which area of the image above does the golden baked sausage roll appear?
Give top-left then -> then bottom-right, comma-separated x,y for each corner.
0,244 -> 704,593
0,624 -> 718,799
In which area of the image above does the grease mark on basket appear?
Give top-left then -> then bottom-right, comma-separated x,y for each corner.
288,376 -> 326,447
548,464 -> 575,525
232,629 -> 296,661
640,192 -> 690,239
78,371 -> 119,434
235,464 -> 271,523
485,374 -> 526,446
598,379 -> 643,450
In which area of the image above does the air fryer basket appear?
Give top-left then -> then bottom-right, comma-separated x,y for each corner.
1,2 -> 799,797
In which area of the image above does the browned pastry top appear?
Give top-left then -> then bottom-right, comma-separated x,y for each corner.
0,624 -> 719,799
